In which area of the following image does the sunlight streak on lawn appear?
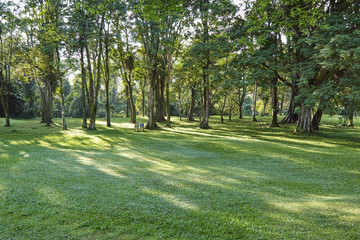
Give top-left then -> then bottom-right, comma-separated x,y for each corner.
143,187 -> 199,211
76,154 -> 125,178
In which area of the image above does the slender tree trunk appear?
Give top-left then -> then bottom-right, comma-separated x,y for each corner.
178,91 -> 182,121
60,77 -> 67,130
312,108 -> 323,131
126,61 -> 136,124
238,86 -> 246,119
279,92 -> 285,116
80,46 -> 87,128
85,45 -> 96,130
56,47 -> 67,130
296,106 -> 313,133
229,98 -> 235,122
165,50 -> 171,127
187,86 -> 196,121
0,68 -> 10,127
269,78 -> 279,127
125,86 -> 129,118
199,0 -> 210,129
252,82 -> 258,122
142,87 -> 145,117
220,94 -> 227,123
104,34 -> 111,127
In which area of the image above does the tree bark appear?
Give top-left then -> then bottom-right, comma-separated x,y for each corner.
146,67 -> 157,129
199,0 -> 210,129
220,94 -> 227,123
165,50 -> 171,127
279,88 -> 298,124
104,34 -> 111,127
178,91 -> 182,121
295,106 -> 313,133
187,86 -> 196,121
348,110 -> 354,126
0,68 -> 10,127
80,46 -> 88,128
312,108 -> 323,131
252,82 -> 258,122
269,78 -> 279,127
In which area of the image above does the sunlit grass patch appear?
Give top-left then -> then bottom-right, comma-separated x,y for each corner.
0,116 -> 359,239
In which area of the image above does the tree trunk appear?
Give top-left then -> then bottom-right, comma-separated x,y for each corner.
229,98 -> 235,122
127,69 -> 136,124
142,87 -> 146,117
87,14 -> 104,130
199,0 -> 210,129
60,78 -> 67,130
178,91 -> 182,121
146,68 -> 157,129
220,94 -> 227,123
0,68 -> 10,127
80,46 -> 87,128
165,50 -> 171,127
269,78 -> 279,127
279,92 -> 285,116
279,87 -> 298,124
312,108 -> 323,131
125,86 -> 129,118
348,110 -> 354,126
156,72 -> 166,122
252,82 -> 258,122
238,86 -> 246,119
187,86 -> 196,121
104,34 -> 111,127
295,106 -> 313,133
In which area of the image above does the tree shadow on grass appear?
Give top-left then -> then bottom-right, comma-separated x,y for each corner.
0,118 -> 359,239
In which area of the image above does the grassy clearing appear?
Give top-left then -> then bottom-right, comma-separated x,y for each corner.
0,116 -> 359,239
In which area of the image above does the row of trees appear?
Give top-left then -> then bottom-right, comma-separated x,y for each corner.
1,0 -> 359,133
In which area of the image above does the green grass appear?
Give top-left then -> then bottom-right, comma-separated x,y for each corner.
0,116 -> 359,239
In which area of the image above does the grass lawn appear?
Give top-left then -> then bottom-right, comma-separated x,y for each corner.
0,116 -> 359,239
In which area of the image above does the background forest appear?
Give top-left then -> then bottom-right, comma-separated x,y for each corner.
0,0 -> 359,132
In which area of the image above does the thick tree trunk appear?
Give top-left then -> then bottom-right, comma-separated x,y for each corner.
146,69 -> 157,129
156,73 -> 166,122
199,83 -> 210,128
80,46 -> 87,128
39,83 -> 53,127
252,82 -> 258,122
187,87 -> 196,121
312,108 -> 323,131
348,110 -> 354,126
280,87 -> 298,124
269,78 -> 279,127
295,107 -> 313,133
